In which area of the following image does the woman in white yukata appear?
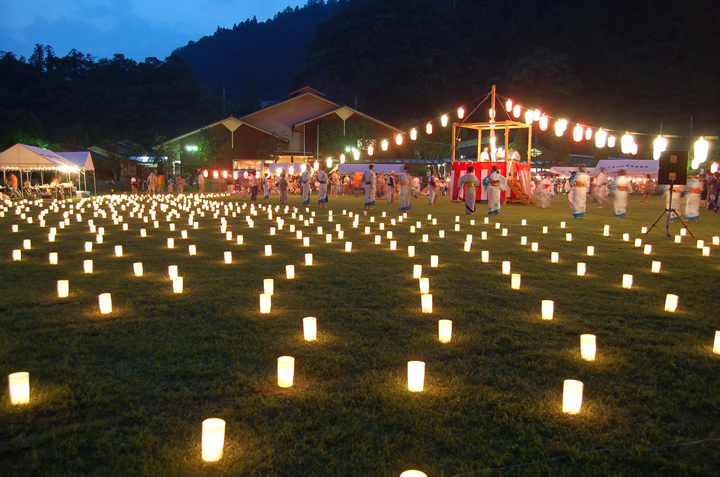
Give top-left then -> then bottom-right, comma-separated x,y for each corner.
569,165 -> 590,218
539,174 -> 553,208
398,166 -> 412,212
316,164 -> 329,208
457,166 -> 480,214
363,165 -> 376,209
610,169 -> 633,218
482,166 -> 507,215
684,176 -> 702,221
301,165 -> 312,205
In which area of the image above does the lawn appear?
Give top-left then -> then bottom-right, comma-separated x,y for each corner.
0,191 -> 719,476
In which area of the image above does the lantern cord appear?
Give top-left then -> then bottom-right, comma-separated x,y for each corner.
448,438 -> 720,476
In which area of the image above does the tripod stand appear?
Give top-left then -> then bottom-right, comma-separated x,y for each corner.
646,180 -> 694,239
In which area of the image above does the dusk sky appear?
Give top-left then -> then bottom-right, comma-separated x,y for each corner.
0,0 -> 299,61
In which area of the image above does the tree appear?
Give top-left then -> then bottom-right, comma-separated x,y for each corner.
319,118 -> 375,158
152,135 -> 179,175
197,129 -> 226,168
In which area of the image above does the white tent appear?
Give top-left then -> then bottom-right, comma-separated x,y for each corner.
0,144 -> 76,171
594,159 -> 658,174
57,151 -> 96,194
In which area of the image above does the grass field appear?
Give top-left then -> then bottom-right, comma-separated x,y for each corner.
0,191 -> 719,476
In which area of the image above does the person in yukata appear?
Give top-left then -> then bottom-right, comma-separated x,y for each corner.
482,165 -> 507,215
568,165 -> 590,218
457,166 -> 480,214
398,166 -> 412,212
363,165 -> 376,210
684,175 -> 702,221
301,165 -> 312,205
316,163 -> 329,208
610,169 -> 633,218
539,174 -> 553,209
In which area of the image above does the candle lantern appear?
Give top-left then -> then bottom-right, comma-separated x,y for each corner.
455,224 -> 460,232
531,242 -> 539,252
173,277 -> 183,293
199,419 -> 227,463
85,241 -> 93,252
438,320 -> 452,343
566,233 -> 572,242
303,237 -> 310,247
303,317 -> 317,341
422,234 -> 429,243
263,279 -> 274,295
326,233 -> 332,243
286,265 -> 295,279
133,262 -> 143,276
634,238 -> 642,247
502,228 -> 508,236
603,225 -> 610,236
265,245 -> 272,256
140,229 -> 147,237
713,331 -> 720,354
168,265 -> 178,279
713,236 -> 719,246
338,231 -> 345,239
697,239 -> 704,249
481,231 -> 487,240
181,230 -> 188,239
560,221 -> 566,228
511,273 -> 521,289
98,293 -> 112,314
57,279 -> 69,298
542,226 -> 548,234
419,277 -> 430,294
562,379 -> 584,414
644,244 -> 652,254
702,246 -> 710,257
587,246 -> 595,256
224,251 -> 232,264
345,241 -> 353,252
189,245 -> 197,256
374,235 -> 381,244
8,372 -> 30,405
408,246 -> 415,257
674,235 -> 681,243
577,262 -> 586,276
522,219 -> 527,226
464,242 -> 471,252
622,274 -> 633,289
520,236 -> 527,245
580,334 -> 596,360
167,238 -> 174,248
49,252 -> 58,265
407,361 -> 425,392
651,261 -> 661,273
430,255 -> 439,268
413,265 -> 422,279
481,251 -> 489,263
277,356 -> 295,387
421,294 -> 433,313
390,240 -> 397,250
502,261 -> 511,274
237,235 -> 243,244
260,294 -> 272,313
541,300 -> 554,320
115,245 -> 123,257
23,239 -> 31,249
305,253 -> 313,266
665,294 -> 678,312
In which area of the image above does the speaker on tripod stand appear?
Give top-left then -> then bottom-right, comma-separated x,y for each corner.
646,151 -> 694,239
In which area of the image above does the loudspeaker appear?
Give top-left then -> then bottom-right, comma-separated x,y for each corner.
658,151 -> 688,185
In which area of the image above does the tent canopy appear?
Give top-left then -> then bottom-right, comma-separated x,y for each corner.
56,151 -> 95,171
0,144 -> 77,171
595,159 -> 658,174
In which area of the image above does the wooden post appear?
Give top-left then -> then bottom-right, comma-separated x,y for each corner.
527,123 -> 533,166
490,84 -> 496,159
451,123 -> 456,162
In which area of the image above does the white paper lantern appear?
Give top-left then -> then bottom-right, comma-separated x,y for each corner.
114,245 -> 123,257
635,238 -> 642,247
502,261 -> 511,274
566,233 -> 572,242
84,259 -> 93,273
49,252 -> 58,265
168,265 -> 178,279
419,277 -> 430,294
408,246 -> 415,257
305,253 -> 313,266
577,262 -> 586,276
622,274 -> 633,289
520,236 -> 527,245
511,273 -> 521,290
8,372 -> 30,405
263,278 -> 274,295
481,231 -> 487,240
674,235 -> 682,243
665,294 -> 678,312
201,418 -> 226,462
542,226 -> 548,234
407,361 -> 425,392
260,294 -> 272,313
286,265 -> 295,279
223,251 -> 232,264
713,331 -> 720,354
303,317 -> 317,341
531,242 -> 538,252
438,320 -> 452,343
421,294 -> 433,313
57,279 -> 69,298
265,245 -> 272,256
587,246 -> 595,256
172,277 -> 183,294
277,356 -> 294,387
481,250 -> 489,263
98,293 -> 112,314
167,238 -> 174,248
501,228 -> 508,236
85,241 -> 93,252
580,334 -> 596,360
541,300 -> 554,320
133,262 -> 143,276
413,265 -> 422,279
563,379 -> 584,414
430,255 -> 439,268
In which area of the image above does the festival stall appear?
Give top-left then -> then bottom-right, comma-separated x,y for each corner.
56,151 -> 96,195
0,144 -> 79,197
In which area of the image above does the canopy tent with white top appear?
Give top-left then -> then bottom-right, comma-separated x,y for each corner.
56,151 -> 96,195
0,144 -> 77,192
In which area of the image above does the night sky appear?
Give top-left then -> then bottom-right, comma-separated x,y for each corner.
0,0 -> 298,61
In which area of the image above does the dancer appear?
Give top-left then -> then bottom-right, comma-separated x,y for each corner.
386,173 -> 395,204
684,175 -> 702,221
398,166 -> 412,212
363,165 -> 376,210
482,165 -> 507,215
610,169 -> 633,218
301,165 -> 312,205
278,171 -> 288,204
640,174 -> 654,202
457,166 -> 480,214
594,167 -> 608,208
539,174 -> 553,208
569,165 -> 590,218
317,164 -> 329,208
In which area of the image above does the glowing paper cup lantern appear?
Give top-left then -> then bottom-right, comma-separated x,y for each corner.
563,379 -> 584,414
419,277 -> 430,294
566,233 -> 572,242
305,253 -> 313,266
133,262 -> 143,276
115,245 -> 123,257
263,279 -> 274,295
49,252 -> 58,265
634,238 -> 642,247
580,334 -> 597,361
665,294 -> 678,312
277,356 -> 295,387
85,242 -> 93,252
390,240 -> 397,250
430,255 -> 439,268
622,274 -> 633,289
286,265 -> 295,279
167,238 -> 174,248
172,277 -> 183,294
303,317 -> 317,341
542,300 -> 554,320
345,241 -> 352,252
260,294 -> 272,314
400,471 -> 427,477
408,246 -> 416,257
201,418 -> 226,462
224,251 -> 232,264
421,294 -> 433,313
413,265 -> 422,279
702,246 -> 710,257
265,245 -> 272,256
168,265 -> 178,279
438,320 -> 452,343
511,273 -> 521,290
189,245 -> 197,256
644,244 -> 652,255
84,259 -> 93,273
8,372 -> 30,405
651,261 -> 661,273
577,262 -> 586,276
481,250 -> 489,263
587,246 -> 595,256
407,361 -> 425,392
98,293 -> 112,314
57,279 -> 69,298
714,331 -> 720,354
502,261 -> 511,275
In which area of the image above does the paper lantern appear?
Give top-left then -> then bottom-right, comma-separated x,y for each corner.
651,261 -> 661,273
566,233 -> 572,242
381,140 -> 388,151
408,246 -> 416,257
573,124 -> 584,142
644,244 -> 652,255
501,228 -> 508,236
407,361 -> 425,392
525,110 -> 534,125
140,229 -> 147,237
458,106 -> 465,119
511,273 -> 521,290
520,236 -> 527,245
481,251 -> 489,263
326,233 -> 332,243
49,252 -> 58,265
133,262 -> 143,276
167,238 -> 174,248
422,234 -> 429,243
419,278 -> 430,294
96,234 -> 103,245
84,259 -> 93,273
11,224 -> 18,232
305,253 -> 313,266
481,231 -> 487,240
464,242 -> 471,252
114,245 -> 123,257
85,241 -> 93,252
338,231 -> 345,239
344,241 -> 353,252
622,274 -> 633,289
680,228 -> 687,236
608,135 -> 616,147
413,265 -> 422,279
410,129 -> 418,141
665,294 -> 678,312
455,224 -> 461,232
223,251 -> 232,264
587,246 -> 595,256
541,300 -> 554,320
521,219 -> 527,226
634,238 -> 642,247
390,240 -> 397,250
172,277 -> 183,294
695,137 -> 709,163
303,237 -> 310,247
303,317 -> 317,341
426,122 -> 433,135
285,265 -> 296,279
48,233 -> 56,242
265,245 -> 272,256
201,418 -> 226,462
539,114 -> 549,131
277,356 -> 294,387
603,225 -> 610,236
530,242 -> 538,252
560,221 -> 566,228
512,104 -> 521,118
623,233 -> 630,242
702,246 -> 710,257
713,331 -> 720,354
168,265 -> 178,279
713,236 -> 719,246
410,226 -> 416,233
57,279 -> 69,298
8,372 -> 29,405
98,293 -> 112,314
430,255 -> 439,268
260,294 -> 272,313
580,334 -> 596,361
23,239 -> 31,249
188,244 -> 197,256
421,294 -> 433,313
697,239 -> 704,249
577,262 -> 586,276
263,279 -> 274,296
563,379 -> 584,414
555,119 -> 567,137
502,261 -> 511,274
438,320 -> 452,343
